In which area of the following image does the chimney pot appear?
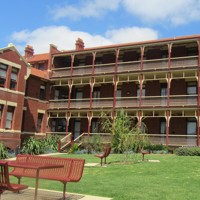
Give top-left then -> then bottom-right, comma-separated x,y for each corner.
75,38 -> 84,51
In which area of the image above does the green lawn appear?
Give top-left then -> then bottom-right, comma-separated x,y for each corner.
11,153 -> 200,200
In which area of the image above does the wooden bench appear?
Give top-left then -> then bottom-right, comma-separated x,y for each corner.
9,154 -> 85,199
0,160 -> 28,198
95,147 -> 111,166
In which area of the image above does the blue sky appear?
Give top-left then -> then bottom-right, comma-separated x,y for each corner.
1,0 -> 200,54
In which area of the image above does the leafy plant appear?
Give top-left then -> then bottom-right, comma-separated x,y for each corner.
0,143 -> 8,159
44,134 -> 59,151
68,143 -> 80,154
99,109 -> 149,162
175,147 -> 200,156
21,137 -> 45,155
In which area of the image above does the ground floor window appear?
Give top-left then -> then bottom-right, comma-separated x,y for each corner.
160,118 -> 166,134
36,113 -> 44,133
6,106 -> 15,129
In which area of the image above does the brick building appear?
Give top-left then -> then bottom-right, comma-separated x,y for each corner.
1,35 -> 200,149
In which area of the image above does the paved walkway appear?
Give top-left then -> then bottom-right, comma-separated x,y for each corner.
1,188 -> 112,200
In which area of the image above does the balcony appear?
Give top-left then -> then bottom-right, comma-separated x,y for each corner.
94,63 -> 115,75
50,56 -> 198,79
118,61 -> 140,73
148,134 -> 197,146
143,58 -> 168,71
170,56 -> 198,69
49,95 -> 197,110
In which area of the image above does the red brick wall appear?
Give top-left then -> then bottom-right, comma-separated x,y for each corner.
170,79 -> 186,95
121,82 -> 137,97
170,118 -> 187,134
123,51 -> 139,61
144,118 -> 161,134
102,53 -> 115,64
146,80 -> 160,96
146,49 -> 162,59
81,118 -> 88,133
171,46 -> 187,57
100,83 -> 114,98
83,85 -> 90,98
23,99 -> 48,132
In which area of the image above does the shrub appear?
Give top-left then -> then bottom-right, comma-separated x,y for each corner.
68,143 -> 80,154
175,147 -> 200,156
0,143 -> 8,159
148,144 -> 167,151
21,137 -> 45,155
44,134 -> 59,151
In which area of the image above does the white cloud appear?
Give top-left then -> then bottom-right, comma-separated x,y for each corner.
50,0 -> 120,20
122,0 -> 200,26
10,26 -> 159,54
106,27 -> 159,43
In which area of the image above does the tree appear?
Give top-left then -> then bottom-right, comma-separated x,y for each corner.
99,109 -> 149,162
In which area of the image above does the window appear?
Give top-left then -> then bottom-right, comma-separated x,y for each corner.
137,84 -> 145,97
76,89 -> 83,99
160,119 -> 166,134
54,89 -> 59,100
161,83 -> 168,96
187,118 -> 196,135
6,106 -> 15,129
40,84 -> 46,100
0,105 -> 3,127
38,63 -> 45,70
93,87 -> 100,99
0,63 -> 7,87
187,82 -> 197,95
91,119 -> 99,133
36,113 -> 43,132
10,68 -> 18,90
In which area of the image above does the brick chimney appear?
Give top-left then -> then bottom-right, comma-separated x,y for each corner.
75,38 -> 84,51
24,45 -> 34,58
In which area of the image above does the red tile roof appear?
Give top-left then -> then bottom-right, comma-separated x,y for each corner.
26,53 -> 49,62
31,67 -> 49,80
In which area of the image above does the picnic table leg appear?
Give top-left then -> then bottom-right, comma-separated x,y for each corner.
34,169 -> 40,200
63,183 -> 66,199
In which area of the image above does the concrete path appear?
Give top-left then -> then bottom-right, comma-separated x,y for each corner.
2,188 -> 112,200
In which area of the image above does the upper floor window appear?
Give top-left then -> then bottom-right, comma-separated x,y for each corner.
93,87 -> 100,99
187,82 -> 197,95
10,68 -> 18,90
137,84 -> 145,97
161,83 -> 168,96
6,106 -> 15,129
38,63 -> 45,70
0,63 -> 7,88
40,84 -> 46,100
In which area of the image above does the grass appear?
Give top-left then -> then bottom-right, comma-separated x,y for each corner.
10,153 -> 200,200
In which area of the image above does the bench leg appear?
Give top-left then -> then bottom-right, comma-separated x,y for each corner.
100,158 -> 103,166
63,183 -> 67,199
142,153 -> 144,161
104,157 -> 106,164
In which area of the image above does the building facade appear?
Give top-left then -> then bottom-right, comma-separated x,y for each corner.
1,35 -> 200,149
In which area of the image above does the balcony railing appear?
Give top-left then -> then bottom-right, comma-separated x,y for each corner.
148,134 -> 197,146
51,67 -> 71,78
143,58 -> 168,70
51,56 -> 198,78
117,61 -> 140,73
170,56 -> 198,69
49,95 -> 197,110
94,63 -> 115,75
